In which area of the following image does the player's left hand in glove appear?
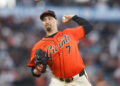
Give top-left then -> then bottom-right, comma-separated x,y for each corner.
33,49 -> 48,77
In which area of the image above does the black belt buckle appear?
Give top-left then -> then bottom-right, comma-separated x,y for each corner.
60,78 -> 73,83
60,70 -> 84,83
79,69 -> 85,76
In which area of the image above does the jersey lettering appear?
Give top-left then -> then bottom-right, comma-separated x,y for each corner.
59,35 -> 70,48
47,45 -> 58,62
47,35 -> 71,62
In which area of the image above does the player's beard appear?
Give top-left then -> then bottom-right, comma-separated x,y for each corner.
45,24 -> 52,32
46,27 -> 52,32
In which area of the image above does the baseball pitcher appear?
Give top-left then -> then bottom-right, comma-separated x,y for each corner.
28,10 -> 93,86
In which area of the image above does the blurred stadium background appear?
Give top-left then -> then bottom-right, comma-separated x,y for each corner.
0,0 -> 120,86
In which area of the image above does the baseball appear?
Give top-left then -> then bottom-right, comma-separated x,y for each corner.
62,16 -> 66,23
62,16 -> 66,20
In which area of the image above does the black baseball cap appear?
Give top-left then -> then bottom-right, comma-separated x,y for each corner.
40,10 -> 57,20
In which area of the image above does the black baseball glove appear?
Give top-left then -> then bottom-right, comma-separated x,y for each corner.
35,48 -> 48,73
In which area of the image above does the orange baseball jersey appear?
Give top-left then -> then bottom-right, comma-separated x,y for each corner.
28,26 -> 85,78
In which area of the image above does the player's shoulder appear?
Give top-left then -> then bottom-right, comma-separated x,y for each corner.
63,28 -> 73,34
32,40 -> 43,49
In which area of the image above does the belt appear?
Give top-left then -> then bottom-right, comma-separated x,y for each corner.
60,69 -> 85,83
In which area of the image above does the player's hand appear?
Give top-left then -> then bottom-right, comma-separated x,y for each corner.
62,15 -> 75,24
35,49 -> 48,73
33,64 -> 43,75
33,68 -> 41,75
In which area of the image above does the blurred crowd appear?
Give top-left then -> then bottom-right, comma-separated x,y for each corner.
0,15 -> 120,86
16,0 -> 120,8
47,0 -> 120,7
79,22 -> 120,86
0,16 -> 48,86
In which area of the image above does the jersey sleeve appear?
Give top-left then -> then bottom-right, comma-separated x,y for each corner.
27,40 -> 46,67
27,46 -> 37,67
27,41 -> 42,67
72,15 -> 93,35
64,26 -> 85,41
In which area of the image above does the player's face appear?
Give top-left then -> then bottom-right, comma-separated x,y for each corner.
42,16 -> 58,32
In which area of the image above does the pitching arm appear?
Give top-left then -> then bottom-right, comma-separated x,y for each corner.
72,15 -> 93,35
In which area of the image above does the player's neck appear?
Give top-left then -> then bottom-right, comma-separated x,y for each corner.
46,30 -> 58,37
